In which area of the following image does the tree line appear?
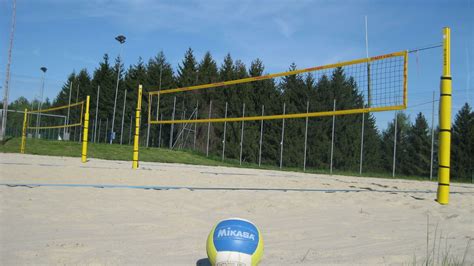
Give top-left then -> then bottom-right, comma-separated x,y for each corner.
4,48 -> 473,181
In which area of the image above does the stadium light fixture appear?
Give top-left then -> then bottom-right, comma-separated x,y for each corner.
115,35 -> 126,44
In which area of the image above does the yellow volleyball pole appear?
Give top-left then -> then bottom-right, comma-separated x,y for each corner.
437,27 -> 452,205
20,108 -> 28,153
132,85 -> 143,169
81,96 -> 90,163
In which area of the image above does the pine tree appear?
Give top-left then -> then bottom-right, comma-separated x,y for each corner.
331,69 -> 364,171
76,69 -> 92,101
177,48 -> 198,88
172,48 -> 199,149
65,69 -> 91,140
6,97 -> 30,137
451,103 -> 474,181
306,75 -> 331,168
53,72 -> 76,107
124,58 -> 147,144
361,113 -> 383,173
90,54 -> 119,142
196,52 -> 219,153
248,59 -> 280,165
381,112 -> 411,175
147,51 -> 175,147
233,59 -> 258,164
406,112 -> 431,177
219,54 -> 239,160
280,63 -> 306,167
198,52 -> 219,88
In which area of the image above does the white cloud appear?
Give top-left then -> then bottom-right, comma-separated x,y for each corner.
273,18 -> 293,38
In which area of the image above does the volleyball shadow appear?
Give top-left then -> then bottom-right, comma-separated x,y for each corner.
196,258 -> 211,266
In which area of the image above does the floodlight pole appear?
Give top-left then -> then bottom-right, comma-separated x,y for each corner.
128,114 -> 133,145
280,102 -> 286,169
330,99 -> 336,175
62,116 -> 66,139
158,114 -> 163,147
110,34 -> 126,144
64,82 -> 73,137
303,101 -> 309,172
76,83 -> 81,142
98,119 -> 102,143
360,112 -> 365,175
105,117 -> 109,143
169,96 -> 176,149
193,101 -> 198,150
146,96 -> 152,147
179,105 -> 185,149
258,105 -> 264,167
156,64 -> 162,147
430,91 -> 435,180
35,67 -> 47,138
360,15 -> 370,175
120,89 -> 127,144
239,103 -> 245,166
89,120 -> 93,142
94,85 -> 100,143
392,112 -> 398,178
0,0 -> 16,141
222,102 -> 228,161
206,101 -> 212,157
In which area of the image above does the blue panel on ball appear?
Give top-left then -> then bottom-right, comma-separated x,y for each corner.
213,219 -> 259,255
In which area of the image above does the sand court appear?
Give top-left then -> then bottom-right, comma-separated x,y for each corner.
0,153 -> 473,265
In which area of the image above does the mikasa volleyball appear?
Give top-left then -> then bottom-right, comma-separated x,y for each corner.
207,218 -> 264,266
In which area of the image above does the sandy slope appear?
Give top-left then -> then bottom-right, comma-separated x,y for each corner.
0,153 -> 473,265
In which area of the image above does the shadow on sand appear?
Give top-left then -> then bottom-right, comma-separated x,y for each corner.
196,258 -> 211,266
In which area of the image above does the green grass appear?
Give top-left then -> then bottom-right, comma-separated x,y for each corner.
0,137 -> 460,183
409,217 -> 472,266
0,137 -> 235,167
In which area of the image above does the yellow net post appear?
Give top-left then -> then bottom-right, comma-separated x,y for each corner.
437,27 -> 451,205
20,108 -> 28,153
132,85 -> 143,169
81,96 -> 90,163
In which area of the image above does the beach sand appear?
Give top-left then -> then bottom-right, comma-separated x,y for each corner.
0,153 -> 473,265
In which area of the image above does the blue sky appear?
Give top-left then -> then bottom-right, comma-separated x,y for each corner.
0,0 -> 473,130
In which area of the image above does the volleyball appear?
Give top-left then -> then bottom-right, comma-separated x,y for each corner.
206,218 -> 264,266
